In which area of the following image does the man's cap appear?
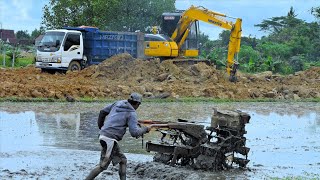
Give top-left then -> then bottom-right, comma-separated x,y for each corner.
129,92 -> 142,103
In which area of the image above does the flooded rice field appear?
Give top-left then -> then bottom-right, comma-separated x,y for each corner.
1,101 -> 320,179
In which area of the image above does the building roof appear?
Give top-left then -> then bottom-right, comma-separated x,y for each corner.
0,29 -> 17,44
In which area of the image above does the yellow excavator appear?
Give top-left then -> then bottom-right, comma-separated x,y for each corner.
144,6 -> 242,82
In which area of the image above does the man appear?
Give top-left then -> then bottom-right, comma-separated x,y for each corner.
85,92 -> 151,180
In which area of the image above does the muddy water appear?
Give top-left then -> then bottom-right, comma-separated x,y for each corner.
1,102 -> 320,179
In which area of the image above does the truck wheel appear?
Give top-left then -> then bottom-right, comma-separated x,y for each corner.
68,61 -> 81,71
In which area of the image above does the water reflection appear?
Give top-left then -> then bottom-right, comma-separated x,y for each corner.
0,111 -> 42,152
34,111 -> 101,150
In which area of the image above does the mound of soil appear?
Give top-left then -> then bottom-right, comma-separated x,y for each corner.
0,53 -> 319,100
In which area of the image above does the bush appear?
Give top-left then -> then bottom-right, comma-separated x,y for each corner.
0,54 -> 34,68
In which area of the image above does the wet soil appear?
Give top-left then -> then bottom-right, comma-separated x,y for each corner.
1,102 -> 319,179
0,149 -> 248,180
0,53 -> 319,100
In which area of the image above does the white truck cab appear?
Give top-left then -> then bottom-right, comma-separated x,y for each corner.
35,26 -> 144,73
35,29 -> 84,72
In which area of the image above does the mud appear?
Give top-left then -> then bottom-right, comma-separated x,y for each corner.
0,53 -> 319,100
1,102 -> 320,179
0,149 -> 246,180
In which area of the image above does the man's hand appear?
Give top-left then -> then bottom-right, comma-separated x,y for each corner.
145,125 -> 152,133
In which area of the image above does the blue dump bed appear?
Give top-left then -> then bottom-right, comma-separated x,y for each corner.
65,27 -> 145,65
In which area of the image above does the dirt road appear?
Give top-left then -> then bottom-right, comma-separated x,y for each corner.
1,53 -> 319,100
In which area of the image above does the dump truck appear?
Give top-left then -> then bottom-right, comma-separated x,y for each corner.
35,26 -> 145,73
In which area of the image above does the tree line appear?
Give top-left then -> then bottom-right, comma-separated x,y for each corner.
8,0 -> 175,46
2,1 -> 320,74
200,6 -> 320,74
42,0 -> 175,32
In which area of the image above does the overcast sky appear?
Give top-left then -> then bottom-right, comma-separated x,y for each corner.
0,0 -> 318,39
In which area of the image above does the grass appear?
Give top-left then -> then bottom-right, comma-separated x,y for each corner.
16,57 -> 35,67
0,55 -> 34,68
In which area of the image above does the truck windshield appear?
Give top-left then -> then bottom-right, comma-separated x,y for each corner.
37,32 -> 65,52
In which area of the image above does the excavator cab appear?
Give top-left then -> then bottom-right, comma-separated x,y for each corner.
144,11 -> 200,59
161,12 -> 182,37
161,12 -> 200,57
144,34 -> 178,57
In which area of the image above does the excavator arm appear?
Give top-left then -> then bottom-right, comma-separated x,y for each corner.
171,6 -> 242,81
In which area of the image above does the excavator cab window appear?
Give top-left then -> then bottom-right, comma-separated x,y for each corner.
144,34 -> 172,42
161,12 -> 199,51
161,12 -> 182,37
181,21 -> 199,51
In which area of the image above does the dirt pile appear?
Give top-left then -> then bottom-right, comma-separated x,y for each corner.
0,53 -> 319,100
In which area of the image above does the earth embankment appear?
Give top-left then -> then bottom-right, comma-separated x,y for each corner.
1,53 -> 319,100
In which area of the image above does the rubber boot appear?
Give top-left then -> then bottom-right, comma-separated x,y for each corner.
85,165 -> 104,180
119,160 -> 127,180
85,160 -> 111,180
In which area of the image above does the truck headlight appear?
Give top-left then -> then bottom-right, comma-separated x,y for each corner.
51,56 -> 62,63
36,56 -> 41,62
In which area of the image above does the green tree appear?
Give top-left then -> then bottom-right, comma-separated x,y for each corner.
238,45 -> 260,64
42,0 -> 96,29
255,16 -> 287,34
289,55 -> 305,72
255,7 -> 303,34
15,30 -> 30,40
6,44 -> 21,67
262,56 -> 282,73
242,57 -> 257,72
31,27 -> 46,39
256,42 -> 291,59
206,47 -> 226,69
311,6 -> 320,19
42,0 -> 175,32
241,35 -> 258,48
108,0 -> 175,31
236,5 -> 320,75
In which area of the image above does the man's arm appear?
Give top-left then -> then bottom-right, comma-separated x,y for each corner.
127,113 -> 150,137
97,103 -> 114,129
97,110 -> 108,129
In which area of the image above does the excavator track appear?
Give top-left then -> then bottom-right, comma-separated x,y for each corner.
170,59 -> 211,66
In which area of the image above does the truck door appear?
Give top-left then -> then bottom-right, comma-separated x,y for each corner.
62,33 -> 83,67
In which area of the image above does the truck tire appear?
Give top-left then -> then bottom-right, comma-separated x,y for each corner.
68,61 -> 81,71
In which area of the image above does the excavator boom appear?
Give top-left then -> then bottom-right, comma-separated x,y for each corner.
144,5 -> 242,82
172,6 -> 242,81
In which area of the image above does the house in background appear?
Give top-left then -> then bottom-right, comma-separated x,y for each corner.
0,29 -> 17,44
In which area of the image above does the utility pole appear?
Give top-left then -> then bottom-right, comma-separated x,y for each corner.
2,45 -> 5,67
12,48 -> 15,67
